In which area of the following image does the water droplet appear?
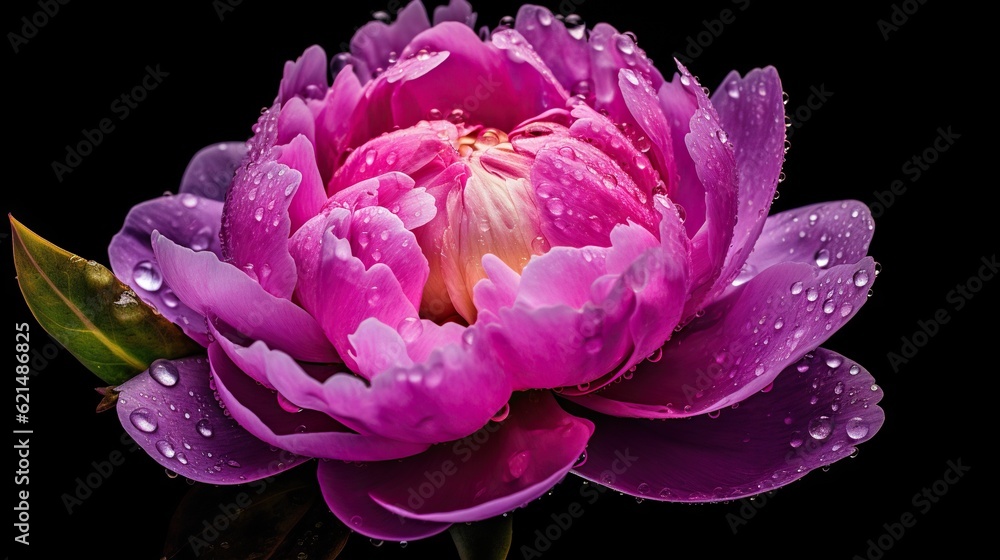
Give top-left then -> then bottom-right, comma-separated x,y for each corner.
615,34 -> 635,54
176,452 -> 189,465
350,515 -> 363,527
839,302 -> 853,317
508,451 -> 530,478
825,356 -> 843,368
133,261 -> 163,292
790,281 -> 804,295
834,381 -> 845,395
853,270 -> 870,287
277,392 -> 303,413
718,130 -> 728,144
577,382 -> 591,392
130,408 -> 158,433
573,451 -> 588,467
822,299 -> 836,314
849,364 -> 861,376
814,249 -> 831,268
536,9 -> 552,26
531,235 -> 550,255
846,417 -> 869,440
149,359 -> 179,387
806,287 -> 819,302
647,347 -> 663,363
492,403 -> 511,422
789,433 -> 803,448
637,482 -> 650,495
396,317 -> 423,342
707,410 -> 721,419
726,81 -> 740,99
808,416 -> 833,440
156,440 -> 176,458
602,174 -> 619,189
546,198 -> 565,216
196,419 -> 214,438
254,207 -> 264,221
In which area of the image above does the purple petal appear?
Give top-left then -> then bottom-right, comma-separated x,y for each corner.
587,23 -> 664,125
514,4 -> 590,89
676,64 -> 740,318
319,392 -> 592,527
571,258 -> 877,417
572,348 -> 884,502
737,200 -> 876,286
153,233 -> 337,363
178,142 -> 248,202
711,67 -> 787,287
279,45 -> 329,105
317,461 -> 451,542
208,341 -> 428,461
350,0 -> 432,80
433,0 -> 476,27
116,356 -> 308,483
109,193 -> 224,346
566,102 -> 661,197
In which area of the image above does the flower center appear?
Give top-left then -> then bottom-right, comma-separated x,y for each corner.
423,127 -> 546,324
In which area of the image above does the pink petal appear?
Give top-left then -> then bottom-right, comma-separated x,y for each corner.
276,134 -> 326,233
571,258 -> 877,417
208,340 -> 428,461
153,233 -> 337,363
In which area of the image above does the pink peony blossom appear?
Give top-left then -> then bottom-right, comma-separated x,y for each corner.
109,0 -> 883,541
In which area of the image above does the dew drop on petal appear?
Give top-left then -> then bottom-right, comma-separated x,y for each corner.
156,440 -> 176,458
149,359 -> 179,387
196,419 -> 214,438
846,417 -> 869,440
808,416 -> 833,440
853,270 -> 870,287
130,408 -> 158,433
133,261 -> 163,292
507,451 -> 530,479
790,281 -> 804,295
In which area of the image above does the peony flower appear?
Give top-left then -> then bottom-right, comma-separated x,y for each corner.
106,0 -> 883,543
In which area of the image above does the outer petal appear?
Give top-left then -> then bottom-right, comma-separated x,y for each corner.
675,64 -> 740,318
433,0 -> 476,27
349,0 -> 432,80
108,193 -> 223,346
279,44 -> 329,105
178,142 -> 248,201
710,67 -> 787,290
737,200 -> 876,285
514,5 -> 590,89
208,341 -> 428,461
116,356 -> 308,483
572,349 -> 884,502
317,461 -> 451,542
153,233 -> 337,363
572,258 -> 877,417
320,392 -> 593,527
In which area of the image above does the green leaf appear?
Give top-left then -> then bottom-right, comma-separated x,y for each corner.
10,216 -> 201,385
450,515 -> 513,560
162,467 -> 350,560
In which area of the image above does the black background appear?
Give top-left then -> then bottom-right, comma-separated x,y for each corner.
4,1 -> 989,558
